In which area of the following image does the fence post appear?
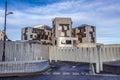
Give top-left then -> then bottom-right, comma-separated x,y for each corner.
96,45 -> 103,73
100,46 -> 103,71
96,45 -> 100,73
55,46 -> 57,62
89,47 -> 95,75
49,46 -> 52,63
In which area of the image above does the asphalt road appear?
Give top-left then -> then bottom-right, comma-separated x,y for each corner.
1,61 -> 120,80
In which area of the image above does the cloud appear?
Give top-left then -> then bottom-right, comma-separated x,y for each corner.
0,0 -> 120,44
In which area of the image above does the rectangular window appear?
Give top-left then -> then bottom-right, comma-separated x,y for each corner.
59,24 -> 69,31
66,31 -> 70,37
55,40 -> 57,45
89,32 -> 93,38
25,36 -> 27,40
30,35 -> 33,38
63,25 -> 67,30
82,33 -> 86,37
61,40 -> 66,44
66,40 -> 71,44
91,26 -> 95,32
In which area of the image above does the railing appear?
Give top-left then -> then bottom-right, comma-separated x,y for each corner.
0,60 -> 49,74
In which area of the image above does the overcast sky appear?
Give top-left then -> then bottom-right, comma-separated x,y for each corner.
0,0 -> 120,44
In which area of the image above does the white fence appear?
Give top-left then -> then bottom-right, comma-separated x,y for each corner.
49,46 -> 120,63
49,45 -> 120,73
0,60 -> 49,74
0,41 -> 120,73
0,41 -> 49,61
102,46 -> 120,62
0,41 -> 50,75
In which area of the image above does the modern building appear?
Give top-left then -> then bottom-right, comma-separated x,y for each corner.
73,24 -> 96,45
21,18 -> 96,46
21,25 -> 52,44
0,30 -> 9,41
0,30 -> 4,40
52,17 -> 77,47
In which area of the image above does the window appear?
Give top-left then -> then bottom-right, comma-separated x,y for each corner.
61,40 -> 66,44
45,35 -> 48,40
55,40 -> 57,45
66,31 -> 70,37
30,35 -> 33,38
59,24 -> 69,31
89,32 -> 93,38
25,36 -> 27,40
82,33 -> 86,37
63,25 -> 67,30
91,38 -> 95,43
73,40 -> 76,44
91,26 -> 95,32
34,35 -> 37,38
66,40 -> 71,44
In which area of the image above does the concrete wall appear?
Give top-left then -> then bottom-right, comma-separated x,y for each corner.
49,46 -> 99,63
1,41 -> 120,62
49,45 -> 120,73
0,60 -> 49,74
0,41 -> 49,61
49,46 -> 120,63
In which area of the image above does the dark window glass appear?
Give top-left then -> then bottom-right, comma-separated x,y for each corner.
30,35 -> 33,38
66,40 -> 71,44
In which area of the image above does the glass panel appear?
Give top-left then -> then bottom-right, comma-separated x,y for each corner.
66,40 -> 71,44
64,25 -> 67,30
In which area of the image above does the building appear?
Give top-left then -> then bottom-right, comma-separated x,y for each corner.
21,25 -> 52,44
21,18 -> 96,46
0,30 -> 4,40
0,30 -> 9,41
73,24 -> 96,45
52,17 -> 77,47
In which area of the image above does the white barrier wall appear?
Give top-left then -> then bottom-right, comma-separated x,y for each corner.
49,45 -> 120,73
0,60 -> 49,74
49,46 -> 120,63
0,41 -> 49,61
49,46 -> 98,63
0,41 -> 120,63
101,46 -> 120,62
0,41 -> 120,73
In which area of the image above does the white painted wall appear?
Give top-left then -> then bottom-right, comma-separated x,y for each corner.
0,41 -> 49,61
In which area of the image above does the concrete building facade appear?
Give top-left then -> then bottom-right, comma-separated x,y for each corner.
21,25 -> 52,44
0,30 -> 4,40
0,30 -> 9,41
52,17 -> 77,47
73,24 -> 96,45
21,18 -> 96,46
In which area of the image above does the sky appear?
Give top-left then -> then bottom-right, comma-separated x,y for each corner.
0,0 -> 120,44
